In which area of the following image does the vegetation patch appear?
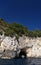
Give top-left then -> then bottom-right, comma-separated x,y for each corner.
0,18 -> 41,37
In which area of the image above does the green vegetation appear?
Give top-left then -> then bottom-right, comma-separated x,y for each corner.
0,18 -> 41,37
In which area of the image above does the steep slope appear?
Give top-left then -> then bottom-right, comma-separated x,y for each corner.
0,18 -> 9,32
0,18 -> 41,37
0,19 -> 28,36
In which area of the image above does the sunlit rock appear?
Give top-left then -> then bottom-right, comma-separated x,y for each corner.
1,36 -> 18,51
0,35 -> 41,58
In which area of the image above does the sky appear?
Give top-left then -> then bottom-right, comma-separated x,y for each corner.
0,0 -> 41,30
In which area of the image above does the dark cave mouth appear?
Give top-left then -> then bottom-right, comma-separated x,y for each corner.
19,50 -> 26,58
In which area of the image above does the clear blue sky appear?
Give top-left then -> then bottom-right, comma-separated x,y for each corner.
0,0 -> 41,30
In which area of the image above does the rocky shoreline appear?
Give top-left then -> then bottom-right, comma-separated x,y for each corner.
0,34 -> 41,59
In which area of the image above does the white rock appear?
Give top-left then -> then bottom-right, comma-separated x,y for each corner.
0,35 -> 41,58
1,36 -> 18,51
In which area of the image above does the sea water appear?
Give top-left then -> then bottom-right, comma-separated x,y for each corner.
0,58 -> 29,65
0,58 -> 41,65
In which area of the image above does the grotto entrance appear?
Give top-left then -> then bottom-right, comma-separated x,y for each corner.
19,48 -> 27,58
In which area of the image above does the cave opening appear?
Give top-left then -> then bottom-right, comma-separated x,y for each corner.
19,49 -> 26,58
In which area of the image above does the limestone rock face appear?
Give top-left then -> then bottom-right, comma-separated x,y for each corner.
19,36 -> 41,57
0,35 -> 41,58
1,36 -> 18,51
25,37 -> 41,57
0,36 -> 20,59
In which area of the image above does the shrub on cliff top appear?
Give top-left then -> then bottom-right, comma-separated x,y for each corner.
0,18 -> 41,37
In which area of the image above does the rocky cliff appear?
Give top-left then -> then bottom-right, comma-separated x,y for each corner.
0,19 -> 41,59
0,34 -> 41,59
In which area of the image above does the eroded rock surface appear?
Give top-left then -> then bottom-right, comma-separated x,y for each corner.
0,34 -> 41,58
